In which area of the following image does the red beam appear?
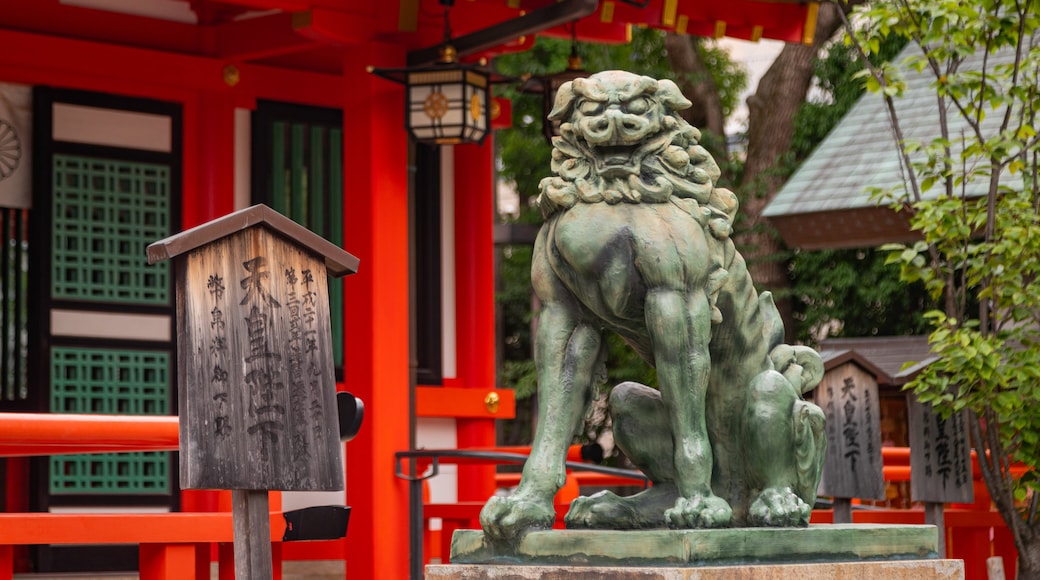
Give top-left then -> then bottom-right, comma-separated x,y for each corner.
415,387 -> 515,419
0,413 -> 179,458
0,0 -> 208,55
0,512 -> 285,545
207,0 -> 309,9
0,28 -> 344,108
216,12 -> 318,60
292,8 -> 379,46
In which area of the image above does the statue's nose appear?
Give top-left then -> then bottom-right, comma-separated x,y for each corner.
587,108 -> 642,143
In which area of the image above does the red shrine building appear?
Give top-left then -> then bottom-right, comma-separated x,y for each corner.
0,0 -> 819,577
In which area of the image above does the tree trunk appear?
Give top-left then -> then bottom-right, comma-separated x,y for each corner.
664,33 -> 726,158
1022,553 -> 1040,580
735,2 -> 846,338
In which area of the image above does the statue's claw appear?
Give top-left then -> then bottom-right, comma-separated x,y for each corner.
565,485 -> 678,530
664,494 -> 732,529
479,494 -> 555,542
747,486 -> 811,527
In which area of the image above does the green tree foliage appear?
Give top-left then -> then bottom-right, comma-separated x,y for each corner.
788,248 -> 932,343
780,34 -> 934,345
841,0 -> 1040,574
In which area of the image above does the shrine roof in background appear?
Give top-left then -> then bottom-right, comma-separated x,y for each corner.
764,43 -> 1021,250
5,0 -> 819,76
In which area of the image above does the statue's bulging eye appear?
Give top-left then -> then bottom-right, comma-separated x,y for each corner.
625,97 -> 651,115
578,100 -> 604,116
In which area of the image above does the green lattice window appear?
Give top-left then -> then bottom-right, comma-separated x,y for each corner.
51,155 -> 171,305
50,452 -> 169,494
49,347 -> 170,494
255,103 -> 345,372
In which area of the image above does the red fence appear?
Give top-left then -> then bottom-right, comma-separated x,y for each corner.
419,446 -> 1019,580
0,413 -> 1023,580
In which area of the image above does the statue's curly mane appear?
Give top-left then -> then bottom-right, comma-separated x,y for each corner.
536,71 -> 738,241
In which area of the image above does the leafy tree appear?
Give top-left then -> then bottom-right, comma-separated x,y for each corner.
780,35 -> 930,345
839,0 -> 1040,574
788,247 -> 932,343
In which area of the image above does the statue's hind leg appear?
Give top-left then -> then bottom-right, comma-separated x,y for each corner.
565,382 -> 679,529
744,370 -> 826,527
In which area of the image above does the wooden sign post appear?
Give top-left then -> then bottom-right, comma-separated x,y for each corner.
816,361 -> 886,523
148,205 -> 359,579
908,394 -> 973,557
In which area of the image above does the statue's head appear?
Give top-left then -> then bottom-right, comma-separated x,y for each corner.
548,71 -> 693,180
537,71 -> 730,223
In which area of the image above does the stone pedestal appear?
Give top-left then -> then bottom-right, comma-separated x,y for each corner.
426,525 -> 964,579
426,560 -> 964,579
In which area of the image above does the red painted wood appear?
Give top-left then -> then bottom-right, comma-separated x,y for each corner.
993,524 -> 1018,580
185,91 -> 236,227
341,42 -> 412,580
415,387 -> 515,418
452,141 -> 499,503
0,513 -> 285,544
0,28 -> 343,108
0,545 -> 11,580
219,542 -> 235,580
0,413 -> 178,457
140,544 -> 196,580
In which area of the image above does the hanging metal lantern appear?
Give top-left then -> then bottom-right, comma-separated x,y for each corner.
520,25 -> 589,144
369,0 -> 497,146
370,52 -> 491,146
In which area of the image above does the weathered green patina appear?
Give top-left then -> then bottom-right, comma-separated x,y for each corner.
452,525 -> 939,567
480,71 -> 827,543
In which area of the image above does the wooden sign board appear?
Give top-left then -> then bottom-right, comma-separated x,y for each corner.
816,362 -> 886,500
908,395 -> 974,504
148,205 -> 358,491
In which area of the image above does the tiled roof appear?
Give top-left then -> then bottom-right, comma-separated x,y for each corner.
763,43 -> 1020,249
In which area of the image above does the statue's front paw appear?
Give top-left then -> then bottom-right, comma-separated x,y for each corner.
748,486 -> 811,527
479,494 -> 555,542
664,494 -> 732,529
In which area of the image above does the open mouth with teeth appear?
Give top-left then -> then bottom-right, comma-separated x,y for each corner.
596,145 -> 639,174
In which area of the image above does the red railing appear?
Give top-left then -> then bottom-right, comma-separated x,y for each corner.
0,412 -> 1023,580
0,413 -> 281,580
416,445 -> 1019,580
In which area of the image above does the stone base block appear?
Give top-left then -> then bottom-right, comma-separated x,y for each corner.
450,525 -> 938,567
426,560 -> 964,579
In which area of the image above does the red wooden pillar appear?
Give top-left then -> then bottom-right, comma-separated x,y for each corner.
453,142 -> 498,502
341,43 -> 411,580
2,457 -> 27,573
182,91 -> 236,228
139,544 -> 195,580
179,89 -> 237,579
993,524 -> 1017,580
0,544 -> 11,580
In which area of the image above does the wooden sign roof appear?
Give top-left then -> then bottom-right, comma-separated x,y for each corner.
147,204 -> 359,278
818,335 -> 936,388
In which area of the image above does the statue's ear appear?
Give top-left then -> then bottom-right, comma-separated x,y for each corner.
548,80 -> 577,121
656,79 -> 692,112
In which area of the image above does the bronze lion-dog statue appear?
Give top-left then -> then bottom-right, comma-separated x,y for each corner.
480,71 -> 828,542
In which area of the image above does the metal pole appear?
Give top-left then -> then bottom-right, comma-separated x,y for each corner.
409,471 -> 424,580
